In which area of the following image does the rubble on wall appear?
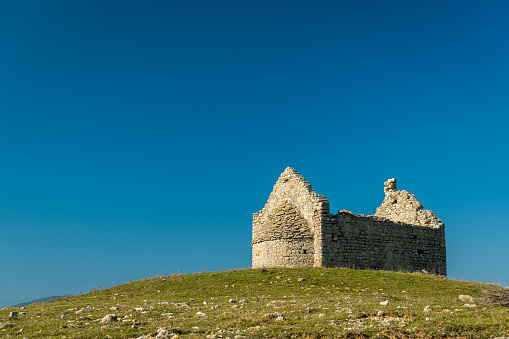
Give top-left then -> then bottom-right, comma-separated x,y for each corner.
375,178 -> 443,228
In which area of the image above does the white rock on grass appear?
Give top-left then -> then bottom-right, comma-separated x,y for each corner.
463,303 -> 477,308
229,299 -> 237,303
377,310 -> 384,317
157,328 -> 170,335
195,311 -> 207,318
155,328 -> 172,339
264,312 -> 285,321
423,306 -> 433,313
379,300 -> 389,306
100,314 -> 117,322
459,295 -> 475,303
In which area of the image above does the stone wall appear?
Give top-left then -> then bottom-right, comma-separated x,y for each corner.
321,212 -> 446,275
252,239 -> 314,268
252,168 -> 447,275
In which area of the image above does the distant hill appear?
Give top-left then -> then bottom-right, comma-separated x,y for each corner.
12,295 -> 63,307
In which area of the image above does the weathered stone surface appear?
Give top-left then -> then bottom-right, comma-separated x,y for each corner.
100,314 -> 117,322
459,294 -> 475,303
253,168 -> 446,275
264,312 -> 285,319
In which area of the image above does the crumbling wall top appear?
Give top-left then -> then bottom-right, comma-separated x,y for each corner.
375,178 -> 443,228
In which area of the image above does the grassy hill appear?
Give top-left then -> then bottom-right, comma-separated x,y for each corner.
1,267 -> 508,338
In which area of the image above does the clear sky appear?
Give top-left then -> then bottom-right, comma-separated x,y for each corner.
1,1 -> 508,307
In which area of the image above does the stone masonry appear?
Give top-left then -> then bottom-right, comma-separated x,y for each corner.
252,168 -> 446,275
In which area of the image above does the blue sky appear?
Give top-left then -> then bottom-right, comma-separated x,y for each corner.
1,0 -> 508,307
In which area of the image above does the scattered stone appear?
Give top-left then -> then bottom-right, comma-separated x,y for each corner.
157,328 -> 170,335
171,336 -> 181,339
155,328 -> 171,338
231,305 -> 239,309
423,306 -> 433,313
379,300 -> 389,306
229,299 -> 237,303
463,303 -> 477,308
234,335 -> 247,339
264,312 -> 285,320
195,311 -> 207,318
100,314 -> 118,322
275,315 -> 286,321
206,335 -> 217,339
110,306 -> 119,310
276,276 -> 281,279
0,323 -> 8,329
459,295 -> 475,303
239,299 -> 247,304
61,314 -> 67,319
9,312 -> 18,318
318,313 -> 325,318
298,278 -> 305,282
377,310 -> 384,317
210,305 -> 220,310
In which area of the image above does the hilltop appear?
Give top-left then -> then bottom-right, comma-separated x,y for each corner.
1,268 -> 508,338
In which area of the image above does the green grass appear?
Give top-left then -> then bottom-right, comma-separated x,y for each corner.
1,267 -> 508,338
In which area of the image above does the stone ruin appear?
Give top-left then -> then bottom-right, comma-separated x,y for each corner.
252,167 -> 446,275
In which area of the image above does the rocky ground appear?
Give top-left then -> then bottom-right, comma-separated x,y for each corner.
0,267 -> 508,338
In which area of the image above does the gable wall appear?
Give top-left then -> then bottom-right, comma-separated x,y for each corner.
252,168 -> 329,268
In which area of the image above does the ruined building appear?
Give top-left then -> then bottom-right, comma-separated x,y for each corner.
252,168 -> 446,275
